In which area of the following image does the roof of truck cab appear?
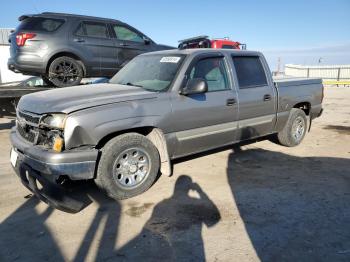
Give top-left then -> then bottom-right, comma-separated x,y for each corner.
140,48 -> 262,56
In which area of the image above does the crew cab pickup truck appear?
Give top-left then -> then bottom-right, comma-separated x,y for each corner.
10,49 -> 323,211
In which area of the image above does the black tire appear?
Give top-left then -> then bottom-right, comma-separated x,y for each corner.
48,56 -> 84,87
41,75 -> 53,87
95,133 -> 160,200
277,108 -> 308,147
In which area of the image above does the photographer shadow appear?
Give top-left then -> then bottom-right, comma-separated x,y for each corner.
114,175 -> 221,261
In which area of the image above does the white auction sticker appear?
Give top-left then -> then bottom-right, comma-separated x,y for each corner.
160,57 -> 181,63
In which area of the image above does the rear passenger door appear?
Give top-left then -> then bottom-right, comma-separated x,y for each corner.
73,21 -> 117,76
231,55 -> 276,140
111,24 -> 152,68
171,54 -> 239,157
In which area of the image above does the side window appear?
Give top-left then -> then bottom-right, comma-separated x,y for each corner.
75,23 -> 84,36
113,25 -> 144,42
188,57 -> 229,92
77,22 -> 109,38
232,56 -> 268,88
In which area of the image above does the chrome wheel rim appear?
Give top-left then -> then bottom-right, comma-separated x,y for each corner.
112,147 -> 151,189
292,116 -> 305,142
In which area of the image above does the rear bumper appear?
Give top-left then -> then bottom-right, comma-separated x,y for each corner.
8,54 -> 46,75
311,104 -> 323,120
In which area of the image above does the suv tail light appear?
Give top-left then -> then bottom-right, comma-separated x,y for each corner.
16,32 -> 36,46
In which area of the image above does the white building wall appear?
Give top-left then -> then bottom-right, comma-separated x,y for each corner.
285,64 -> 350,81
0,45 -> 28,83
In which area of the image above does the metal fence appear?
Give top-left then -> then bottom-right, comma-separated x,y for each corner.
285,64 -> 350,81
0,28 -> 12,46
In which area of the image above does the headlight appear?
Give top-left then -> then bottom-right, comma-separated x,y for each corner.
40,113 -> 67,129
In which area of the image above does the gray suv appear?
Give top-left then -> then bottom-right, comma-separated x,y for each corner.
8,12 -> 173,87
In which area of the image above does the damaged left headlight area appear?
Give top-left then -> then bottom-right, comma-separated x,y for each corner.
38,113 -> 67,152
16,110 -> 67,152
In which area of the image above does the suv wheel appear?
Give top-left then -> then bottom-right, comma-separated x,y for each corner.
95,133 -> 160,200
48,56 -> 83,87
41,75 -> 53,86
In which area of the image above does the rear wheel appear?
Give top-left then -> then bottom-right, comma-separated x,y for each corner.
95,133 -> 160,200
48,56 -> 84,87
277,108 -> 308,147
41,75 -> 53,86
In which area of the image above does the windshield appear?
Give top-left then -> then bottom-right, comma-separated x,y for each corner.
110,54 -> 186,91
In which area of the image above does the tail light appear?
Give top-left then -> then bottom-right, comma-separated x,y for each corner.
321,83 -> 324,102
16,32 -> 36,46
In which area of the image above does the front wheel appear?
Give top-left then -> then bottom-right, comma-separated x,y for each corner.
48,56 -> 84,87
95,133 -> 160,200
277,108 -> 308,147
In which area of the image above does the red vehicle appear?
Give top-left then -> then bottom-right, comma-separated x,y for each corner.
178,35 -> 246,50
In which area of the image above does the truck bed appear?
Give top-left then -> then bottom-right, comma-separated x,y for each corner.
273,76 -> 322,88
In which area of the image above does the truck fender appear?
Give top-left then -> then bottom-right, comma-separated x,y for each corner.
147,128 -> 172,177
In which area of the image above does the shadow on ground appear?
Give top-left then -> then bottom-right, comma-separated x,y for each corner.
0,175 -> 220,261
0,148 -> 349,261
227,147 -> 350,262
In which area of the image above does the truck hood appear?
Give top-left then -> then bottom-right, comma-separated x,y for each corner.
18,84 -> 158,114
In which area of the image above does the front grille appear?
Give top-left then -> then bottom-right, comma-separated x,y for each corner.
17,123 -> 37,143
17,110 -> 40,143
18,111 -> 40,125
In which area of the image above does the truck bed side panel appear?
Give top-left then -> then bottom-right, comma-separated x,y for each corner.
274,77 -> 323,132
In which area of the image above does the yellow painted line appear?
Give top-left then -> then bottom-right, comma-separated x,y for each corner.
323,80 -> 350,85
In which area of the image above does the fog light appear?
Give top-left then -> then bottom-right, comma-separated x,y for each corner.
53,136 -> 64,152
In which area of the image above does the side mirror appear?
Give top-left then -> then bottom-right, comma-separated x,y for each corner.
143,37 -> 151,45
181,78 -> 208,95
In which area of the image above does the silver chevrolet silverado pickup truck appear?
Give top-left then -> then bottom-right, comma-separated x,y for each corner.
10,49 -> 323,210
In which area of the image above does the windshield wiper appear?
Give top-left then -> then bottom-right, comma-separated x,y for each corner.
124,82 -> 144,88
121,82 -> 157,92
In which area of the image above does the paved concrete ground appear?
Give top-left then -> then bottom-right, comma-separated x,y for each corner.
0,87 -> 349,262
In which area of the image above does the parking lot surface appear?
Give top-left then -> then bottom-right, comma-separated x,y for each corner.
0,87 -> 349,262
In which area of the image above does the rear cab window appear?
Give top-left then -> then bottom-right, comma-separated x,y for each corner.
231,56 -> 268,88
17,17 -> 65,32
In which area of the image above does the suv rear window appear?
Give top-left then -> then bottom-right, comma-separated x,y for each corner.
18,17 -> 64,32
232,56 -> 267,88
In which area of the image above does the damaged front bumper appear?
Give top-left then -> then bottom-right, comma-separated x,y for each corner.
10,128 -> 99,212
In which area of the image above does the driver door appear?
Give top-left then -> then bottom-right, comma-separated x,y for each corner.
171,55 -> 239,157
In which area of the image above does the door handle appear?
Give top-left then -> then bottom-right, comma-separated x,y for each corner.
226,98 -> 237,106
263,94 -> 272,101
73,38 -> 85,43
119,42 -> 129,46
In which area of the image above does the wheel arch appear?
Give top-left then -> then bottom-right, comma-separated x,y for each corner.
293,102 -> 311,116
46,51 -> 87,76
96,126 -> 172,177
